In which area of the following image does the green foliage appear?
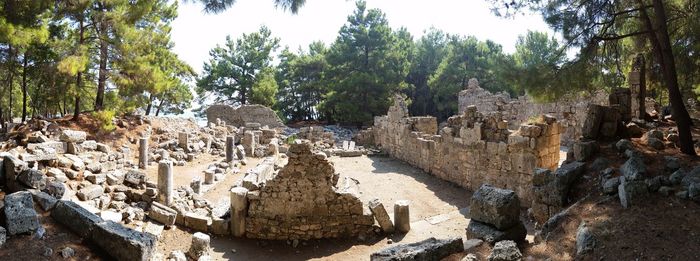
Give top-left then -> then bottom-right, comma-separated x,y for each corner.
275,42 -> 328,121
322,0 -> 411,124
92,110 -> 116,132
250,67 -> 279,107
197,25 -> 280,106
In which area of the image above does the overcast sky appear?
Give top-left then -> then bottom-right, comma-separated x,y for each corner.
170,0 -> 554,74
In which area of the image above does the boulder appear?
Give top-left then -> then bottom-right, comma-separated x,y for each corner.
646,138 -> 665,150
30,190 -> 58,211
17,169 -> 47,190
3,191 -> 41,235
618,177 -> 649,208
670,169 -> 686,185
469,185 -> 520,230
51,200 -> 104,237
370,237 -> 463,261
149,202 -> 178,227
487,240 -> 522,261
620,156 -> 646,181
581,104 -> 605,139
689,183 -> 700,201
59,130 -> 87,143
615,139 -> 633,152
576,221 -> 596,256
368,198 -> 394,233
91,221 -> 157,261
573,140 -> 598,162
124,169 -> 146,187
77,184 -> 104,201
681,167 -> 700,188
466,220 -> 526,244
625,123 -> 644,138
602,177 -> 620,195
43,181 -> 66,199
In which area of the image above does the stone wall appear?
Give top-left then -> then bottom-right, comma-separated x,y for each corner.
244,143 -> 374,240
457,79 -> 608,145
206,104 -> 284,128
372,95 -> 561,205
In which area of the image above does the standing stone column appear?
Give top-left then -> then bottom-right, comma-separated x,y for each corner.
394,200 -> 411,233
230,187 -> 249,237
204,170 -> 215,185
629,54 -> 646,120
225,136 -> 235,162
157,160 -> 173,206
138,137 -> 148,169
178,132 -> 189,149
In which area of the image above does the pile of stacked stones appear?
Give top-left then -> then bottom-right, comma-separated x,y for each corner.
530,162 -> 586,223
295,126 -> 336,149
466,184 -> 526,244
235,143 -> 381,240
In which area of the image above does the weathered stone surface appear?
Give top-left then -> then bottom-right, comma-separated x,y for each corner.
620,156 -> 646,181
618,177 -> 649,208
3,154 -> 28,191
646,137 -> 665,150
101,210 -> 123,223
470,185 -> 520,230
27,141 -> 67,154
169,250 -> 187,261
625,123 -> 644,138
149,201 -> 177,227
91,221 -> 157,261
466,220 -> 526,244
4,191 -> 40,235
0,227 -> 6,247
370,237 -> 463,261
187,232 -> 211,260
681,167 -> 700,188
576,221 -> 596,256
52,200 -> 104,237
86,174 -> 106,184
573,140 -> 598,162
615,139 -> 633,152
124,169 -> 146,187
602,177 -> 621,195
689,183 -> 700,201
185,212 -> 211,232
394,200 -> 411,233
31,190 -> 58,211
44,181 -> 66,199
77,184 -> 104,201
206,104 -> 284,128
17,169 -> 47,190
368,198 -> 394,233
59,130 -> 87,143
211,218 -> 230,235
487,240 -> 522,261
581,104 -> 605,139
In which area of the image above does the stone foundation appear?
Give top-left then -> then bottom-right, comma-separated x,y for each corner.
243,143 -> 374,240
206,104 -> 284,128
371,95 -> 560,205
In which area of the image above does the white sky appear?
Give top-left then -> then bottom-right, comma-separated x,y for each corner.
171,0 -> 555,74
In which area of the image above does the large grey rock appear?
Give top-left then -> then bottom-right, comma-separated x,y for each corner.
487,240 -> 522,261
17,169 -> 47,190
618,177 -> 649,208
149,201 -> 177,227
670,169 -> 686,185
124,169 -> 146,187
30,190 -> 58,211
576,221 -> 596,256
52,200 -> 103,237
59,130 -> 87,143
681,166 -> 700,188
3,154 -> 28,191
43,181 -> 66,199
602,177 -> 621,195
0,226 -> 6,247
77,184 -> 104,201
646,138 -> 665,150
3,191 -> 40,235
469,184 -> 520,230
368,198 -> 394,233
466,220 -> 526,244
91,221 -> 157,261
27,141 -> 67,154
664,156 -> 681,173
370,237 -> 463,261
573,140 -> 598,162
689,183 -> 700,201
620,156 -> 646,181
581,104 -> 604,139
615,139 -> 633,152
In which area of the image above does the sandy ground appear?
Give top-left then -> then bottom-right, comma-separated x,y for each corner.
155,155 -> 496,261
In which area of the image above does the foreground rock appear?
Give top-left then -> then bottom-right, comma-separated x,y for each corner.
91,221 -> 157,261
52,200 -> 104,238
4,191 -> 41,235
468,185 -> 526,243
370,237 -> 463,261
487,240 -> 522,261
576,221 -> 596,256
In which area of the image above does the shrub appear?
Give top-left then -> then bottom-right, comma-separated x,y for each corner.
92,110 -> 116,132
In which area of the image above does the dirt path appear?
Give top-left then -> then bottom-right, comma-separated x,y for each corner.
156,155 -> 486,260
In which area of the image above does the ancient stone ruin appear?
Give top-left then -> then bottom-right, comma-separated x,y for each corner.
206,104 -> 285,128
236,143 -> 375,240
368,94 -> 560,204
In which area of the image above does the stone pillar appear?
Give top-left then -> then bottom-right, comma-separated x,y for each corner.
629,54 -> 646,120
368,198 -> 394,233
230,187 -> 249,237
225,136 -> 235,162
394,200 -> 411,233
138,137 -> 148,169
178,132 -> 189,149
187,232 -> 211,260
242,131 -> 255,156
204,170 -> 215,185
157,160 -> 173,206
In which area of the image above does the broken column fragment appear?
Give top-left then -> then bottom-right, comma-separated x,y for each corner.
368,198 -> 394,233
158,160 -> 173,206
230,186 -> 248,237
139,137 -> 149,169
394,200 -> 411,233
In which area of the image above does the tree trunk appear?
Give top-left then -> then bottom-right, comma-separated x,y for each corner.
95,21 -> 108,111
7,44 -> 14,121
145,93 -> 154,116
155,98 -> 164,116
73,19 -> 85,121
640,0 -> 696,155
21,52 -> 29,123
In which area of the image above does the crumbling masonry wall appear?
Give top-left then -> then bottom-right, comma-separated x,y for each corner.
373,95 -> 560,205
458,79 -> 608,146
206,104 -> 284,128
244,143 -> 374,240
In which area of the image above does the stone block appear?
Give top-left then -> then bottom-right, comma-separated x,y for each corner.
17,169 -> 47,190
30,190 -> 58,211
368,198 -> 394,233
466,220 -> 526,244
124,169 -> 146,187
469,184 -> 520,230
370,237 -> 463,261
487,240 -> 523,261
210,217 -> 230,235
573,140 -> 598,162
620,156 -> 646,181
618,177 -> 649,208
91,221 -> 157,261
59,130 -> 87,143
185,212 -> 211,232
4,191 -> 40,235
149,202 -> 177,227
77,184 -> 104,201
51,200 -> 104,238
